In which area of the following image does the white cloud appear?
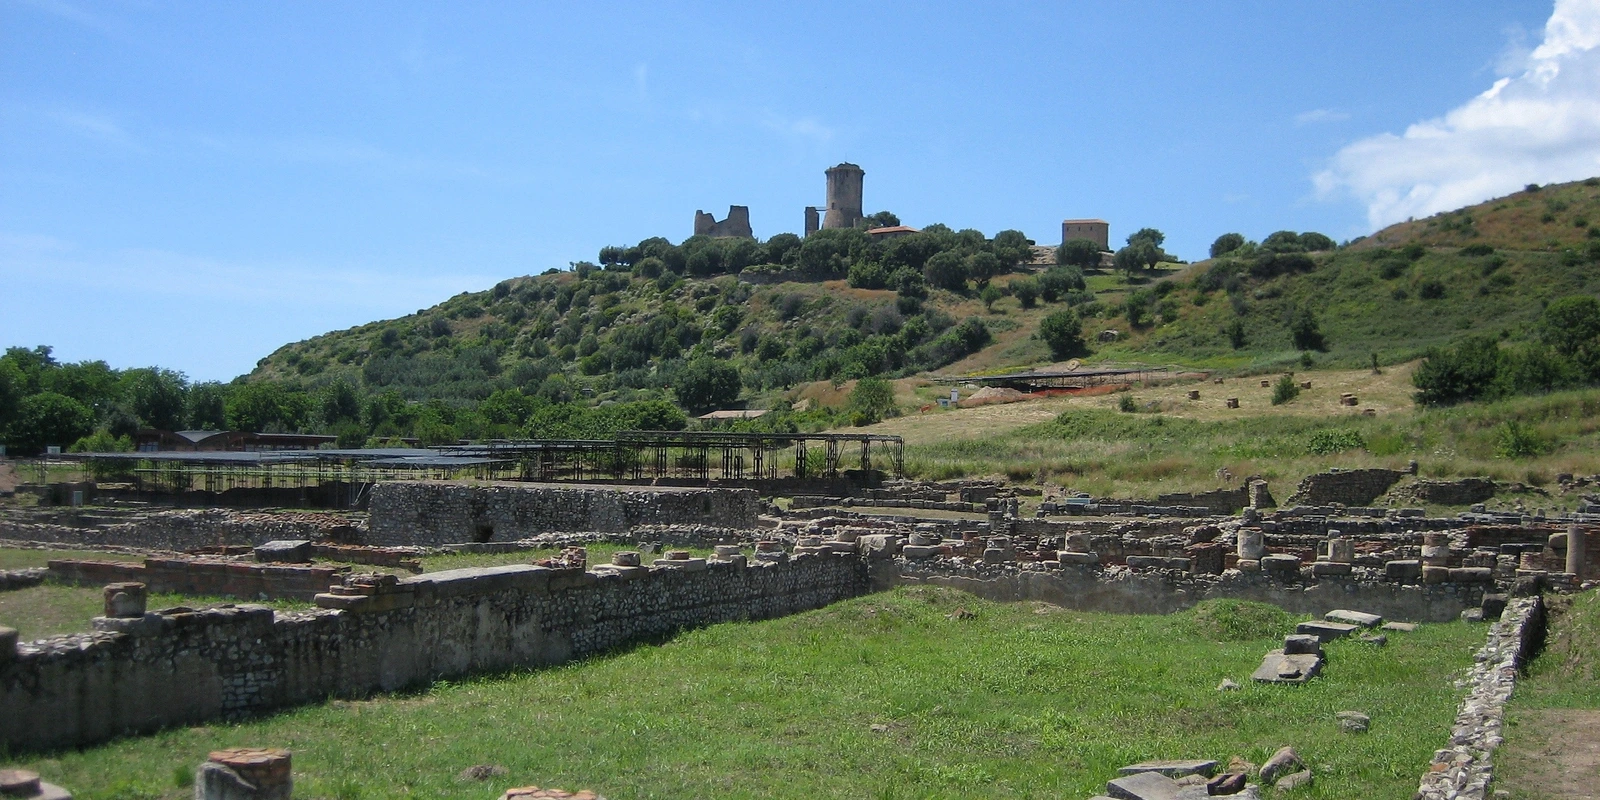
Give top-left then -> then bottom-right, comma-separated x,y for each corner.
1295,108 -> 1350,126
44,109 -> 140,149
759,112 -> 834,146
1315,0 -> 1600,229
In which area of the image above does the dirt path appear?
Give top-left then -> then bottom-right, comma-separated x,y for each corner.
1499,708 -> 1600,799
0,460 -> 19,494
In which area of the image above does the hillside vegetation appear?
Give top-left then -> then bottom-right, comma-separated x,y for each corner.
6,179 -> 1600,454
1091,177 -> 1600,372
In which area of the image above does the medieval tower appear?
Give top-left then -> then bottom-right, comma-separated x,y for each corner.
821,163 -> 864,230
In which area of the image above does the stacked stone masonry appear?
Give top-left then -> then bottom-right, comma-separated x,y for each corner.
366,481 -> 760,546
46,558 -> 346,602
1,550 -> 870,752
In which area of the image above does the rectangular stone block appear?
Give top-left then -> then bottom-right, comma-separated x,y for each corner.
1283,634 -> 1322,655
1385,559 -> 1422,580
1422,565 -> 1451,584
1449,567 -> 1493,583
1251,650 -> 1323,684
1325,609 -> 1383,628
1262,554 -> 1301,572
901,545 -> 940,559
1106,770 -> 1182,800
1117,759 -> 1219,778
1295,620 -> 1358,641
1311,562 -> 1352,577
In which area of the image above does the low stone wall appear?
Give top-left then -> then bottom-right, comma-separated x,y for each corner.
0,508 -> 364,552
898,565 -> 1489,622
0,567 -> 47,592
1154,486 -> 1251,514
1286,468 -> 1408,506
46,558 -> 346,602
366,481 -> 761,546
1415,595 -> 1546,800
1391,478 -> 1500,507
2,550 -> 870,752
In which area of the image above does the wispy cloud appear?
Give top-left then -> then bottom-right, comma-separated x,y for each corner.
12,0 -> 120,36
633,62 -> 649,100
760,112 -> 834,146
188,132 -> 499,181
1315,0 -> 1600,229
1294,108 -> 1350,126
43,109 -> 141,149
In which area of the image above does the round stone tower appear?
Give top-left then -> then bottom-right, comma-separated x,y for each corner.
822,163 -> 864,229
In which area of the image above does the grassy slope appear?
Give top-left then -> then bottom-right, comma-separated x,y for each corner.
1088,178 -> 1600,372
859,375 -> 1600,501
4,588 -> 1483,800
1495,590 -> 1600,799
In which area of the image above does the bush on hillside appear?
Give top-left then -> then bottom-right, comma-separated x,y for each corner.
1270,374 -> 1300,405
846,377 -> 898,426
1038,309 -> 1086,360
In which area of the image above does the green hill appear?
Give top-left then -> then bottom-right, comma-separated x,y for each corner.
1087,177 -> 1600,372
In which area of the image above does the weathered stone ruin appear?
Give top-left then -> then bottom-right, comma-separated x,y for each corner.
691,205 -> 753,239
367,481 -> 761,546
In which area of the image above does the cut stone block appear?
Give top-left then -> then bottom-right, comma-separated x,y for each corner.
1117,760 -> 1218,778
1106,770 -> 1182,800
1324,609 -> 1383,628
1282,634 -> 1321,655
1310,561 -> 1352,577
1295,620 -> 1358,641
253,540 -> 312,563
1251,650 -> 1323,684
1421,565 -> 1451,584
1058,551 -> 1100,565
1380,621 -> 1418,633
1450,566 -> 1493,583
1261,554 -> 1301,573
1385,559 -> 1421,580
901,545 -> 940,559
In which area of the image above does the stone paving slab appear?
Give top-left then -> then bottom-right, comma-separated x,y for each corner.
1296,620 -> 1359,641
1325,609 -> 1383,627
1106,770 -> 1182,799
1251,650 -> 1323,684
1117,759 -> 1218,778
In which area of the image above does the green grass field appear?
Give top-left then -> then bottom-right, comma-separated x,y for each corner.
3,589 -> 1485,799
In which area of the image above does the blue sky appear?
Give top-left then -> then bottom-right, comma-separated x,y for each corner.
5,0 -> 1597,382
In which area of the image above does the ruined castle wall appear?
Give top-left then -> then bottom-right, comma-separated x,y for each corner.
366,481 -> 761,546
1,552 -> 869,752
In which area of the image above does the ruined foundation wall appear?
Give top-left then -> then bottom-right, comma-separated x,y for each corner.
0,508 -> 362,552
1,552 -> 869,752
1286,468 -> 1407,506
366,481 -> 761,546
899,568 -> 1487,623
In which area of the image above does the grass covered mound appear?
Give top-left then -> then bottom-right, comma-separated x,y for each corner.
4,587 -> 1484,799
1187,599 -> 1294,642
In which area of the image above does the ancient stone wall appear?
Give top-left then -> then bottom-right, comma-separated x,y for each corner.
0,508 -> 363,551
366,481 -> 760,547
899,566 -> 1490,622
1285,468 -> 1408,506
46,558 -> 345,602
1154,486 -> 1251,514
692,205 -> 753,239
2,551 -> 869,752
